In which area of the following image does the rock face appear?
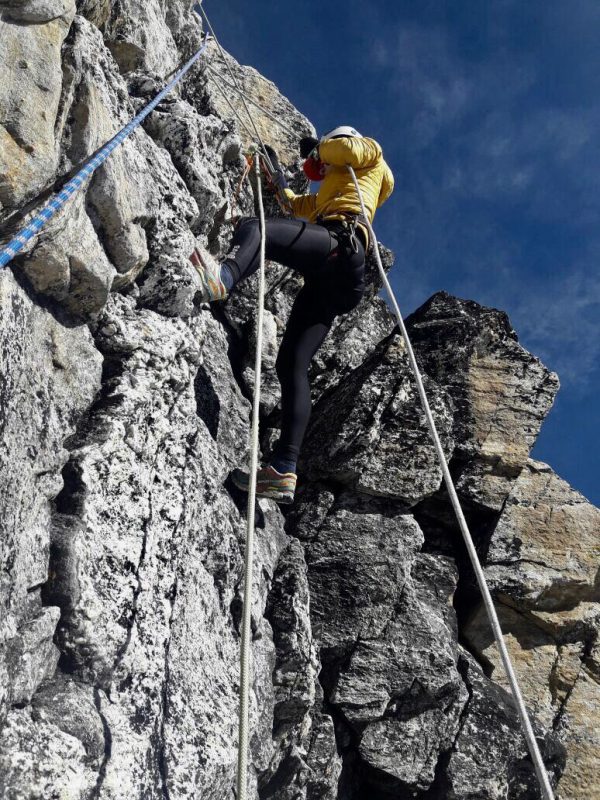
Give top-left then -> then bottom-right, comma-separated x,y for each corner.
0,273 -> 102,727
0,4 -> 598,799
0,0 -> 76,213
406,293 -> 560,512
465,459 -> 600,800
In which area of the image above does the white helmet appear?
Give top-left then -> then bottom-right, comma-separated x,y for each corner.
321,125 -> 362,141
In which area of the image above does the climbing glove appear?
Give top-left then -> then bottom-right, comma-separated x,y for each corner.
299,136 -> 319,159
261,144 -> 288,191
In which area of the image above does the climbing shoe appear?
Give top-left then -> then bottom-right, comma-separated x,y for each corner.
190,244 -> 228,302
231,465 -> 297,505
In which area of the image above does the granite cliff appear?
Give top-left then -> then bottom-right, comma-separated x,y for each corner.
1,2 -> 598,799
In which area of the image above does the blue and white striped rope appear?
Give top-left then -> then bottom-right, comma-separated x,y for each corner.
0,37 -> 210,269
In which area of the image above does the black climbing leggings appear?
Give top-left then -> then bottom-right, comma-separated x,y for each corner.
224,216 -> 366,465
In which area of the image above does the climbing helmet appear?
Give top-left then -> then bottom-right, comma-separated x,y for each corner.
321,125 -> 362,141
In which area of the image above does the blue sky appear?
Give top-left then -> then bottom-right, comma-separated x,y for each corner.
206,0 -> 600,505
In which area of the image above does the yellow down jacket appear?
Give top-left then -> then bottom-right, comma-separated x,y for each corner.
283,136 -> 394,237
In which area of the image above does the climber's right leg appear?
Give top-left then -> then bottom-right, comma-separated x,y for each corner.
271,285 -> 337,472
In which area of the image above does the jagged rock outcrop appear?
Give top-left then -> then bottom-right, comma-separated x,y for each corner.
301,332 -> 454,502
0,274 -> 102,725
0,0 -> 76,212
464,459 -> 600,799
1,3 -> 598,799
406,293 -> 560,512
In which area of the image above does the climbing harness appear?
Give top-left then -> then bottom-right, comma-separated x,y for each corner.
0,36 -> 210,268
317,212 -> 369,254
347,166 -> 555,800
236,154 -> 266,800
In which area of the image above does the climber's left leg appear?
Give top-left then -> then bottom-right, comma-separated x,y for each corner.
224,216 -> 337,284
191,217 -> 337,303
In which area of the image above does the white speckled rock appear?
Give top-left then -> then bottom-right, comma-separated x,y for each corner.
59,18 -> 199,299
466,458 -> 600,800
0,0 -> 75,212
0,0 -> 73,23
103,0 -> 179,75
486,459 -> 600,610
0,269 -> 102,726
143,101 -> 242,234
195,39 -> 315,165
464,603 -> 600,800
2,607 -> 60,709
446,651 -> 564,800
0,706 -> 96,799
332,552 -> 468,794
19,193 -> 116,315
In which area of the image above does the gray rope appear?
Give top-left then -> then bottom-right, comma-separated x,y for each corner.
204,68 -> 256,141
347,166 -> 555,800
205,64 -> 301,138
197,2 -> 275,173
0,38 -> 210,267
236,154 -> 266,800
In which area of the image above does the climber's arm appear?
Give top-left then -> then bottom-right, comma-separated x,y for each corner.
283,188 -> 318,219
377,162 -> 395,208
318,136 -> 382,169
260,144 -> 317,218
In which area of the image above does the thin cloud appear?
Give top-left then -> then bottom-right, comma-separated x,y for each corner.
513,267 -> 600,390
364,4 -> 600,394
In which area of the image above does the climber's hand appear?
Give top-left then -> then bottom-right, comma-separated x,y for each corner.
262,144 -> 281,171
299,136 -> 319,159
261,144 -> 288,192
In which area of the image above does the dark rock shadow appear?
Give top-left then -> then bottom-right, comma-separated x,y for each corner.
194,363 -> 220,440
223,472 -> 266,531
5,259 -> 93,329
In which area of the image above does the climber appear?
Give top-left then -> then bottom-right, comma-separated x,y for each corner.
190,126 -> 394,504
